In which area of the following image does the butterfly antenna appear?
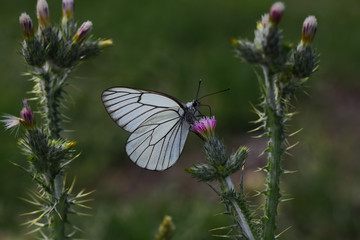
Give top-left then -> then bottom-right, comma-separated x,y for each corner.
198,88 -> 230,100
196,79 -> 202,100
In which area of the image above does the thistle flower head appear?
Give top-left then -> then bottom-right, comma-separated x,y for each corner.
36,0 -> 50,29
20,99 -> 35,129
62,0 -> 75,21
269,2 -> 285,25
192,116 -> 216,140
19,13 -> 34,39
301,16 -> 317,45
73,21 -> 93,44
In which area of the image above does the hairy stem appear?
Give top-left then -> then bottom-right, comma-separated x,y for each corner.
220,176 -> 255,240
39,62 -> 71,139
262,66 -> 284,240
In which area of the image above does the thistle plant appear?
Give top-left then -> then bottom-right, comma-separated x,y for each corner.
188,2 -> 318,239
2,0 -> 111,238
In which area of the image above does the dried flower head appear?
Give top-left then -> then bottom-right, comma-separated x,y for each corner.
302,16 -> 317,45
36,0 -> 50,29
73,21 -> 93,43
192,116 -> 216,140
1,114 -> 22,132
269,2 -> 285,25
62,0 -> 75,21
20,99 -> 35,128
19,13 -> 34,39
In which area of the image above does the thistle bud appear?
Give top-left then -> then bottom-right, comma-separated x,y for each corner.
20,99 -> 35,129
269,2 -> 285,25
301,16 -> 317,45
62,0 -> 75,22
155,216 -> 176,240
73,21 -> 93,44
36,0 -> 50,29
19,13 -> 34,39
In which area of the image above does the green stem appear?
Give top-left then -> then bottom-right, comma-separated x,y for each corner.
39,62 -> 71,139
220,177 -> 255,240
262,66 -> 284,240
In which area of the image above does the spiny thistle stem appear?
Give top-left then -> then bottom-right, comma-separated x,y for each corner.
1,0 -> 112,238
221,176 -> 255,240
262,66 -> 284,239
187,117 -> 258,239
37,63 -> 72,138
232,2 -> 318,239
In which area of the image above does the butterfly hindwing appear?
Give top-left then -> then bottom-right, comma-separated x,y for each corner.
102,87 -> 191,170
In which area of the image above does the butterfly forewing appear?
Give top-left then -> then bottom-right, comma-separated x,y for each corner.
102,87 -> 193,171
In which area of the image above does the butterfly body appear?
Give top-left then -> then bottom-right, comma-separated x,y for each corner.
102,87 -> 200,171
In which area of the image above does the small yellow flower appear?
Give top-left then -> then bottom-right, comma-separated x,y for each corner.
98,39 -> 113,48
66,141 -> 77,149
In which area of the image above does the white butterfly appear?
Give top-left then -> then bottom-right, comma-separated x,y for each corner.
102,87 -> 201,171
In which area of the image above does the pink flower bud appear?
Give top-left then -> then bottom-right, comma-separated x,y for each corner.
73,21 -> 93,43
20,99 -> 35,128
19,13 -> 34,38
269,2 -> 285,25
62,0 -> 75,21
302,16 -> 317,45
36,0 -> 50,29
192,116 -> 216,140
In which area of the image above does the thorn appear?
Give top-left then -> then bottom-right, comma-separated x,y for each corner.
286,141 -> 299,151
275,225 -> 292,238
283,169 -> 298,174
288,128 -> 303,137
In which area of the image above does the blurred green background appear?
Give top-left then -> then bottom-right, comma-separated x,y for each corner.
1,0 -> 359,239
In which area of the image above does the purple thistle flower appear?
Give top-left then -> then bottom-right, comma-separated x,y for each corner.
20,99 -> 35,128
73,21 -> 93,44
19,13 -> 34,39
302,16 -> 317,45
192,116 -> 216,139
269,2 -> 285,25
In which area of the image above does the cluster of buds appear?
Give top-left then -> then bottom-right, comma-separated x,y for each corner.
233,2 -> 318,89
233,2 -> 286,68
19,0 -> 112,68
187,116 -> 248,182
